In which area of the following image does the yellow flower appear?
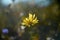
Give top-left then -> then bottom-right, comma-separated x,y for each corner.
21,13 -> 39,27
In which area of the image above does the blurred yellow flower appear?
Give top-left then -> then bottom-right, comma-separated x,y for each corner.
21,13 -> 39,27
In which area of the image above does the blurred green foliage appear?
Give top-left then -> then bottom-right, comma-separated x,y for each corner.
0,0 -> 60,40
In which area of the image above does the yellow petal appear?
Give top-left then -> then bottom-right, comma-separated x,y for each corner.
34,17 -> 37,21
32,17 -> 38,24
29,13 -> 33,22
23,20 -> 29,25
23,19 -> 27,23
22,22 -> 30,27
33,14 -> 35,19
25,18 -> 29,22
29,13 -> 32,19
21,23 -> 26,25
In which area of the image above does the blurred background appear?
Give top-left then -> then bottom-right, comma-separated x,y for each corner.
0,0 -> 60,40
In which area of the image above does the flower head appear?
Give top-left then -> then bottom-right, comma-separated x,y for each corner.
2,29 -> 8,34
21,13 -> 39,27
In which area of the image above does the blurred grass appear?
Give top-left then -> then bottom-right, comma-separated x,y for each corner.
0,0 -> 60,40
